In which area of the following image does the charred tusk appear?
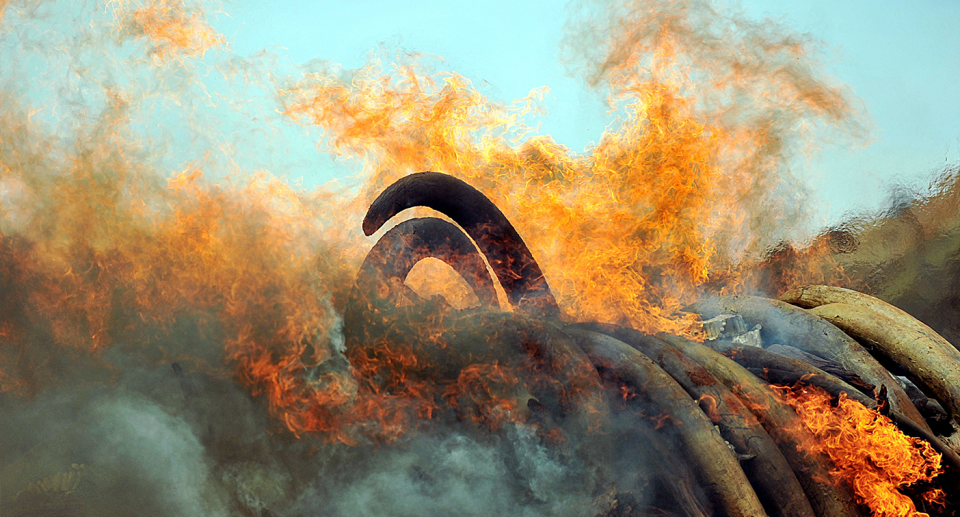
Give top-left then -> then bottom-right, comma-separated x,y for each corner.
566,328 -> 770,517
686,295 -> 932,435
709,341 -> 960,471
889,413 -> 960,475
655,333 -> 861,517
452,313 -> 603,416
571,323 -> 815,517
444,312 -> 604,413
354,217 -> 499,309
362,172 -> 560,317
708,342 -> 876,408
763,344 -> 877,394
808,302 -> 960,424
345,309 -> 604,434
343,217 -> 499,352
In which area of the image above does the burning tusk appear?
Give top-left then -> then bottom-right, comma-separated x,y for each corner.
808,302 -> 960,425
435,312 -> 609,436
348,309 -> 604,428
571,322 -> 815,517
708,342 -> 876,408
709,341 -> 960,471
566,328 -> 771,517
362,172 -> 560,317
686,295 -> 933,435
781,286 -> 960,418
353,217 -> 499,309
343,217 -> 500,357
655,333 -> 861,517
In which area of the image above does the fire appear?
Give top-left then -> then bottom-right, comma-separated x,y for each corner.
778,384 -> 944,516
111,0 -> 225,64
281,0 -> 861,335
5,1 -> 960,514
445,362 -> 526,430
405,258 -> 487,310
1,0 -> 863,445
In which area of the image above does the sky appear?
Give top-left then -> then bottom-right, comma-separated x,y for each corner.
211,0 -> 960,228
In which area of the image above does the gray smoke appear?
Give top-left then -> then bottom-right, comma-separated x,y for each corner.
2,345 -> 665,516
1,386 -> 229,516
292,428 -> 603,517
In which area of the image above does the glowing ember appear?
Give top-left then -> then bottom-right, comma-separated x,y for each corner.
778,384 -> 944,516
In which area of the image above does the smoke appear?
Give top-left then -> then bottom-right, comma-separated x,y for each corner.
291,429 -> 603,517
2,0 -> 939,515
1,387 -> 229,516
1,361 -> 671,515
1,348 -> 630,515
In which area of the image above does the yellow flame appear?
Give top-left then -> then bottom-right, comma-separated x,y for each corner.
779,385 -> 942,516
2,0 -> 865,444
111,0 -> 224,64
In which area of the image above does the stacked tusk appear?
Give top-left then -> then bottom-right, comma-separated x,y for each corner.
572,323 -> 816,517
567,328 -> 771,517
782,285 -> 960,425
655,333 -> 861,517
352,173 -> 960,515
686,295 -> 932,434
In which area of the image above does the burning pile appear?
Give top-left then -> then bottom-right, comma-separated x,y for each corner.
328,171 -> 959,516
2,0 -> 960,516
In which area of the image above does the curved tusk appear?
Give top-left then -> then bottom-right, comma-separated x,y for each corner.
362,172 -> 560,318
710,341 -> 960,472
354,217 -> 499,309
571,322 -> 815,517
655,333 -> 861,517
809,302 -> 960,424
566,328 -> 770,517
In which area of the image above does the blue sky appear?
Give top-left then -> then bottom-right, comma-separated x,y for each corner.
213,0 -> 960,227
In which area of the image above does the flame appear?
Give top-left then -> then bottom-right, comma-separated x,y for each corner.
445,362 -> 527,430
2,0 -> 865,447
922,488 -> 948,512
742,237 -> 849,297
5,3 -> 957,513
282,0 -> 860,334
111,0 -> 225,64
404,258 -> 485,310
778,384 -> 943,516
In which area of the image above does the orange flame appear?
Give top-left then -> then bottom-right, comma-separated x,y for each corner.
405,258 -> 486,310
2,0 -> 866,448
445,362 -> 526,430
778,385 -> 943,516
111,0 -> 225,64
282,0 -> 860,335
